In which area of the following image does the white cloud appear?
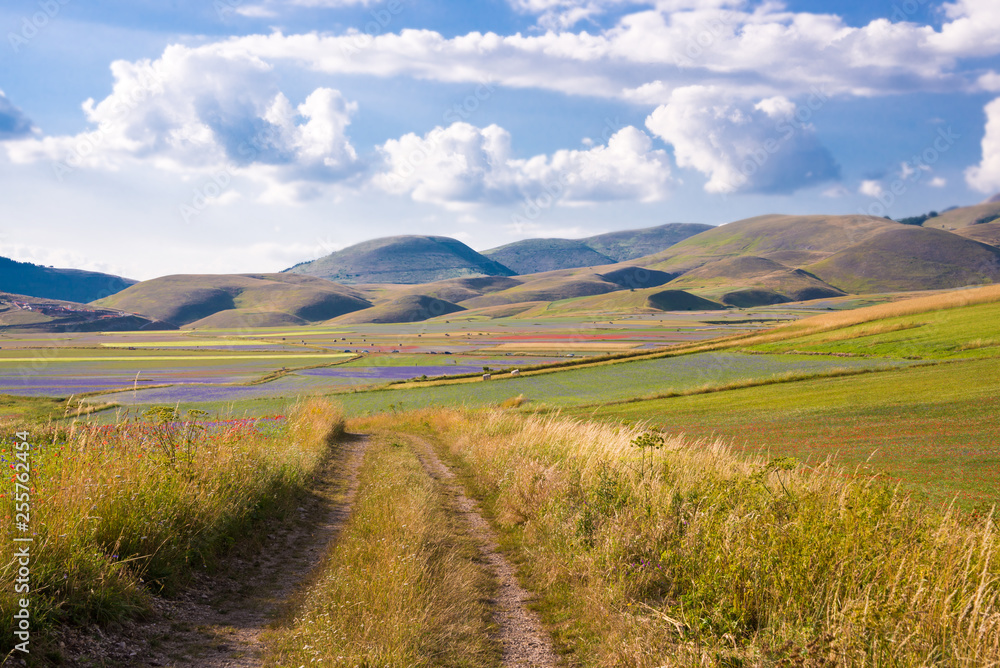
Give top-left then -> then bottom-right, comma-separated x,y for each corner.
235,6 -> 279,18
822,185 -> 850,198
859,180 -> 884,197
929,176 -> 947,187
220,0 -> 1000,103
978,71 -> 1000,92
3,46 -> 361,200
966,97 -> 1000,193
373,122 -> 670,210
645,86 -> 839,194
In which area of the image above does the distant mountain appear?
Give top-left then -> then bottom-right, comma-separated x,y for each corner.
583,223 -> 715,261
479,223 -> 711,275
482,239 -> 615,274
0,292 -> 170,332
285,236 -> 515,284
985,194 -> 1000,204
0,256 -> 135,303
95,273 -> 372,328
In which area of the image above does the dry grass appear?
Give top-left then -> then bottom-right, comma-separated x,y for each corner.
426,408 -> 1000,666
737,284 -> 1000,347
265,429 -> 497,667
0,398 -> 345,654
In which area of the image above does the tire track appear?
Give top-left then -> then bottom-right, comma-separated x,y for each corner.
71,434 -> 370,667
407,435 -> 559,668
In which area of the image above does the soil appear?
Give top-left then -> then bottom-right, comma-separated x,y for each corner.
408,435 -> 559,668
46,435 -> 370,668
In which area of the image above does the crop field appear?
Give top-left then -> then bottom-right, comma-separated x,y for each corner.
2,286 -> 999,664
0,310 -> 800,403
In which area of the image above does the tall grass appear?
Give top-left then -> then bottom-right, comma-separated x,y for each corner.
430,409 -> 1000,666
0,398 -> 344,655
266,432 -> 497,667
739,284 -> 1000,347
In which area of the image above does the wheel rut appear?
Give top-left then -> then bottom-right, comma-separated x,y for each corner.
63,434 -> 370,667
407,435 -> 559,668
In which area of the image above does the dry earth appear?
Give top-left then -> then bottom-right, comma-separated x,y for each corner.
45,435 -> 369,668
408,435 -> 559,668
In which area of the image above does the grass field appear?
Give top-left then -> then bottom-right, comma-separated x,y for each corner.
0,399 -> 344,657
419,409 -> 1000,666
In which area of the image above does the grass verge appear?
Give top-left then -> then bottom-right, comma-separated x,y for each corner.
0,398 -> 345,660
265,431 -> 498,667
427,408 -> 1000,666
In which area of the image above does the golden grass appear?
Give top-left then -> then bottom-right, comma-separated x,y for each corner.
265,430 -> 496,667
424,408 -> 1000,666
738,284 -> 1000,347
0,398 -> 345,652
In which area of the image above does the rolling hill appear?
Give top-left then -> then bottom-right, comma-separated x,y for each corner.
481,239 -> 615,274
634,214 -> 900,274
955,220 -> 1000,247
805,226 -> 1000,293
94,274 -> 372,328
921,201 -> 1000,230
0,292 -> 170,332
665,256 -> 845,304
479,223 -> 712,274
332,294 -> 465,324
0,256 -> 135,303
583,222 -> 715,261
285,236 -> 515,284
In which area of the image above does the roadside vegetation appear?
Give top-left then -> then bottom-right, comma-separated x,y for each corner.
265,429 -> 497,667
422,408 -> 1000,666
0,398 -> 344,658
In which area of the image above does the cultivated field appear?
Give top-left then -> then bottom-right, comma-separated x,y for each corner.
2,285 -> 999,665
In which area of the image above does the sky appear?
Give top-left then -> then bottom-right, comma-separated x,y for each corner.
1,0 -> 999,280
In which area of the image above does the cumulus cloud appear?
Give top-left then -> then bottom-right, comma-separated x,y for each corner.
0,91 -> 35,140
645,86 -> 839,194
966,97 -> 1000,194
859,180 -> 884,198
373,122 -> 670,210
4,46 -> 360,199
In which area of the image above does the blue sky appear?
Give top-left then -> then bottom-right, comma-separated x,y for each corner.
1,0 -> 999,280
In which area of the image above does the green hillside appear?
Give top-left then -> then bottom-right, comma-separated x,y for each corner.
635,214 -> 899,273
332,294 -> 465,324
458,269 -> 622,308
481,238 -> 614,274
583,222 -> 714,261
284,236 -> 515,284
806,226 -> 1000,293
0,292 -> 169,332
665,256 -> 845,303
955,220 -> 1000,247
95,273 -> 372,328
921,201 -> 1000,230
0,256 -> 135,303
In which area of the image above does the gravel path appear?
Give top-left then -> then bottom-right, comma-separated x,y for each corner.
409,435 -> 559,668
